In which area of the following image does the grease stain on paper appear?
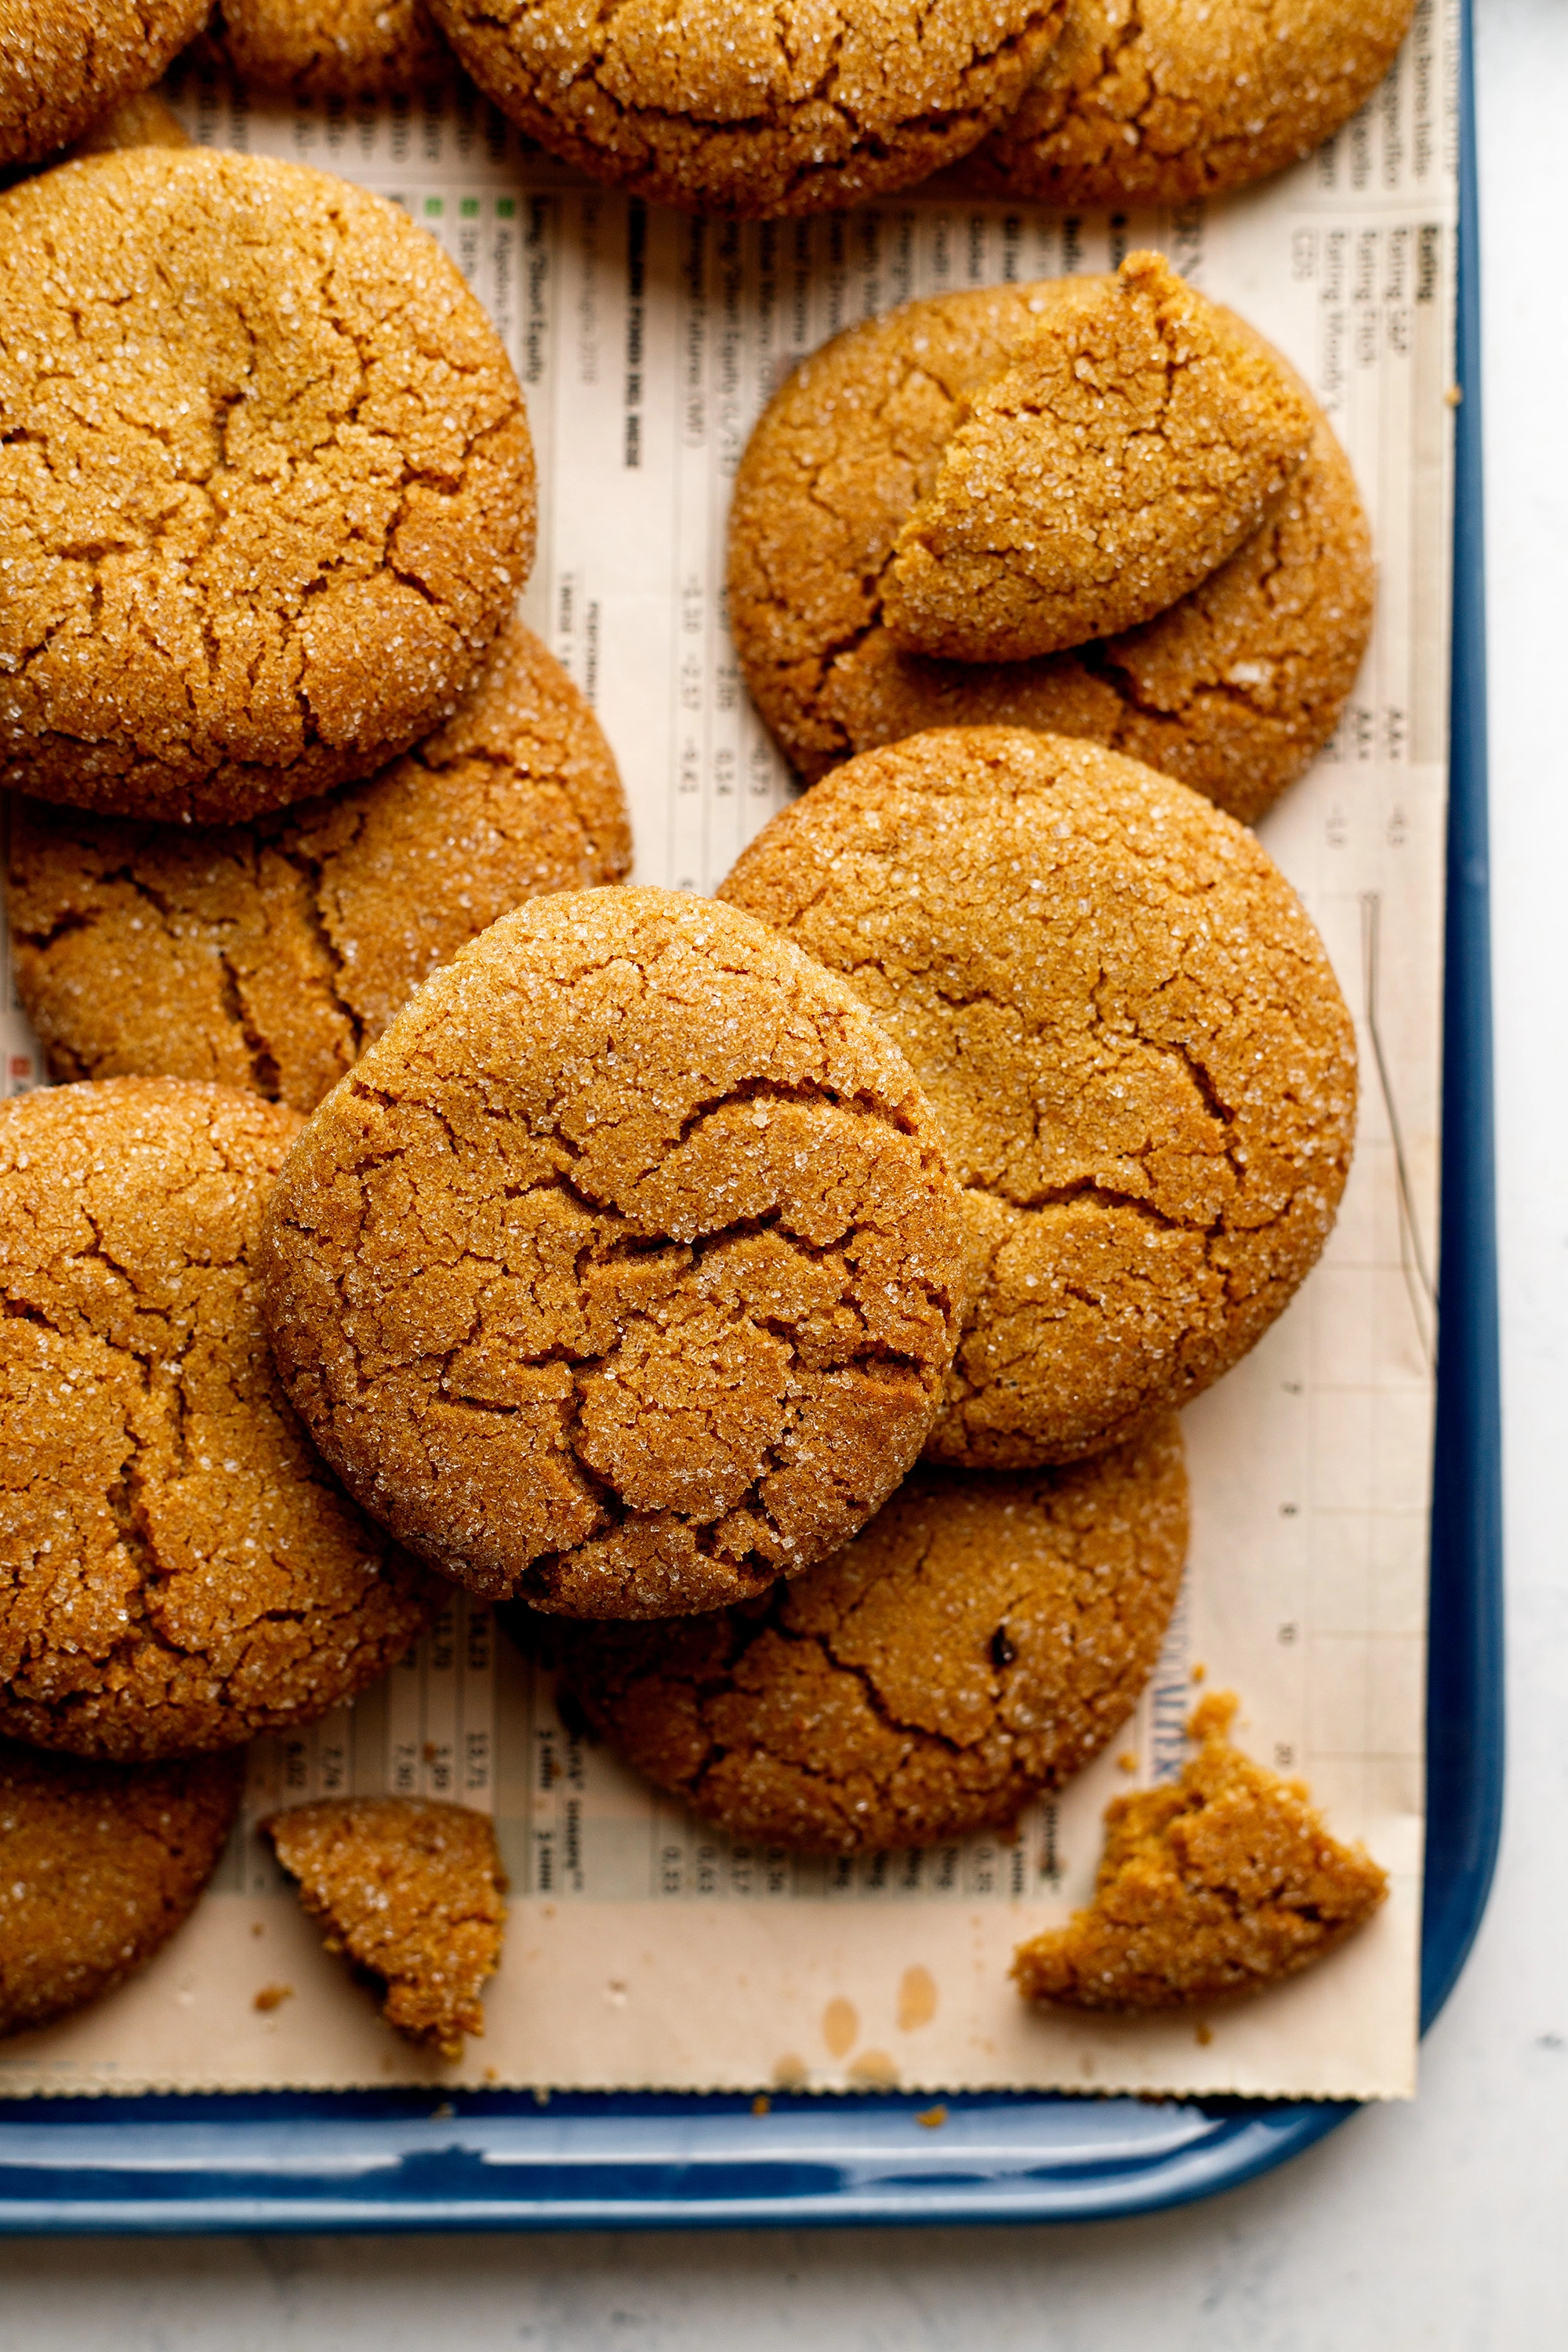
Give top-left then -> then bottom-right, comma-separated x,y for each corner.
822,1997 -> 858,2057
897,1965 -> 938,2031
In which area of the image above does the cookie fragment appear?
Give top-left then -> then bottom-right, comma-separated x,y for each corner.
264,1797 -> 506,2057
0,149 -> 535,824
0,1740 -> 243,2038
0,1079 -> 438,1760
544,1417 -> 1188,1853
427,0 -> 1069,217
0,0 -> 207,169
720,728 -> 1357,1466
261,887 -> 967,1617
728,276 -> 1372,824
971,0 -> 1416,209
9,617 -> 632,1116
1011,1693 -> 1388,2011
883,253 -> 1313,662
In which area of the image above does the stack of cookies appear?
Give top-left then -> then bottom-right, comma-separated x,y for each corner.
0,2 -> 1403,2038
0,140 -> 571,2052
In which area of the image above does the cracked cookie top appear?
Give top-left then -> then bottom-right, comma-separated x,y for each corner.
727,274 -> 1372,826
970,0 -> 1417,209
719,728 -> 1357,1466
260,887 -> 968,1617
206,0 -> 454,96
541,1415 -> 1187,1853
0,1739 -> 243,2038
0,0 -> 209,169
426,0 -> 1069,218
0,149 -> 535,823
9,616 -> 633,1116
0,1077 -> 439,1760
1011,1693 -> 1388,2010
882,253 -> 1314,664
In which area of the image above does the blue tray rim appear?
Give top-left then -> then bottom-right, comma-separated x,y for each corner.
0,1 -> 1500,2232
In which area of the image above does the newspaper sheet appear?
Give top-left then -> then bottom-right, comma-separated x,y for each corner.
0,0 -> 1457,2099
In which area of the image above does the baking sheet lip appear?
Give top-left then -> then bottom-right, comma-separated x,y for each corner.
0,0 -> 1499,2230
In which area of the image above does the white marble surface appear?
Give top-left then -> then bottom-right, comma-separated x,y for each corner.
1,1 -> 1565,2339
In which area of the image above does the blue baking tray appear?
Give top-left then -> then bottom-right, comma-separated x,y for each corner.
0,10 -> 1499,2233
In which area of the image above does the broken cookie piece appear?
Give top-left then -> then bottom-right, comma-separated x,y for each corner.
263,1798 -> 506,2058
883,252 -> 1314,664
1012,1693 -> 1388,2011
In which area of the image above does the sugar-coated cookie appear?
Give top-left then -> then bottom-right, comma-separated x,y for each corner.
0,150 -> 535,824
544,1417 -> 1187,1853
261,888 -> 967,1618
0,1079 -> 438,1759
971,0 -> 1416,209
0,0 -> 207,168
728,276 -> 1372,826
9,618 -> 632,1116
1011,1693 -> 1388,2009
882,254 -> 1313,663
720,729 -> 1357,1467
208,0 -> 452,96
0,1740 -> 243,2038
427,0 -> 1069,217
264,1797 -> 506,2056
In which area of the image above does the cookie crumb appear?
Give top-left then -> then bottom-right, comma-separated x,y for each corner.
1195,2023 -> 1214,2046
916,2104 -> 949,2129
1118,1752 -> 1138,1774
751,2094 -> 771,2116
252,1984 -> 294,2013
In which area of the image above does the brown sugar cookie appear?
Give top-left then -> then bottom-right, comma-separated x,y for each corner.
0,1078 -> 438,1761
264,1798 -> 506,2057
208,0 -> 453,97
9,618 -> 633,1117
261,887 -> 967,1618
543,1416 -> 1187,1854
68,90 -> 192,158
968,0 -> 1416,210
1011,1693 -> 1388,2009
0,1742 -> 242,2038
882,253 -> 1313,664
0,148 -> 535,826
728,276 -> 1372,826
720,729 -> 1357,1468
426,0 -> 1069,218
0,1 -> 208,169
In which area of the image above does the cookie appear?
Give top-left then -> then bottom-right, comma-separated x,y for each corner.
208,0 -> 454,96
264,1797 -> 506,2056
0,1740 -> 243,2038
69,90 -> 192,158
9,618 -> 633,1116
728,276 -> 1372,826
0,1 -> 207,169
0,148 -> 535,825
1011,1693 -> 1388,2009
969,0 -> 1416,210
426,0 -> 1069,218
261,887 -> 967,1618
720,729 -> 1357,1467
0,1078 -> 438,1760
543,1417 -> 1186,1854
882,253 -> 1314,663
